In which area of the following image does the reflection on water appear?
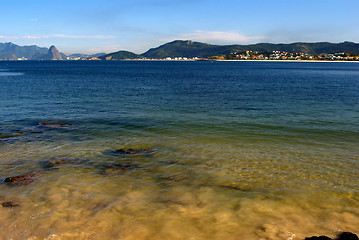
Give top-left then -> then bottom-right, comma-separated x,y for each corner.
0,61 -> 358,239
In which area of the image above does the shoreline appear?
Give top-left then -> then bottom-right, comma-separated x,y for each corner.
213,59 -> 359,63
1,59 -> 359,63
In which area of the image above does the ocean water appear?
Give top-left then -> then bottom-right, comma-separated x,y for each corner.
0,60 -> 358,240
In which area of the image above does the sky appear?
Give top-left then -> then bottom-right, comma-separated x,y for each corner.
1,0 -> 358,54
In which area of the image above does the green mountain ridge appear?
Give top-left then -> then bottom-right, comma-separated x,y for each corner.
140,40 -> 359,59
98,50 -> 143,60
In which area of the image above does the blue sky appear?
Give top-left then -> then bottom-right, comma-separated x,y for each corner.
1,0 -> 358,54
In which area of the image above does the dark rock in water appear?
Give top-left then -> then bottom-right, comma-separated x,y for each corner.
0,135 -> 42,144
106,148 -> 153,156
2,172 -> 41,185
37,121 -> 71,129
305,232 -> 359,240
220,184 -> 248,191
40,157 -> 90,170
0,159 -> 27,166
89,201 -> 110,211
305,236 -> 333,240
16,126 -> 44,134
2,201 -> 20,208
0,132 -> 22,140
100,162 -> 140,175
0,132 -> 27,144
336,232 -> 359,240
70,136 -> 93,142
156,174 -> 189,182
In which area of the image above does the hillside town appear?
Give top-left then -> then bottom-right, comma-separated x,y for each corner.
213,50 -> 359,61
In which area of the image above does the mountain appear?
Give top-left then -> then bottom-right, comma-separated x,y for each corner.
2,41 -> 359,61
68,53 -> 106,59
0,42 -> 65,60
34,45 -> 63,60
141,40 -> 359,59
142,40 -> 234,58
0,42 -> 48,60
98,50 -> 143,60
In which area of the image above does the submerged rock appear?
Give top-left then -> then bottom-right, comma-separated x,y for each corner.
39,157 -> 90,170
305,232 -> 359,240
0,132 -> 23,140
0,159 -> 27,166
156,174 -> 189,182
305,236 -> 333,240
1,201 -> 20,208
106,148 -> 153,156
100,162 -> 140,175
2,172 -> 41,185
336,232 -> 359,240
37,121 -> 71,129
0,132 -> 28,144
220,184 -> 248,191
70,136 -> 93,142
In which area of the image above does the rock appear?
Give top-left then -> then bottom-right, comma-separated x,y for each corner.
0,132 -> 22,140
39,157 -> 90,170
100,162 -> 140,175
34,45 -> 63,60
37,121 -> 70,129
220,184 -> 247,191
2,201 -> 20,208
0,132 -> 26,144
336,232 -> 359,240
0,159 -> 27,166
305,232 -> 359,240
106,148 -> 153,156
2,172 -> 41,185
156,174 -> 189,182
70,136 -> 93,142
305,236 -> 333,240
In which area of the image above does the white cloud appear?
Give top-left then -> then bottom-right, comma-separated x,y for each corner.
0,35 -> 18,40
50,34 -> 116,39
167,31 -> 267,44
23,35 -> 41,39
30,18 -> 38,22
0,34 -> 115,40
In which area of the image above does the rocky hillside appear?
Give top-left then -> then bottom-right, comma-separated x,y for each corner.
34,45 -> 63,60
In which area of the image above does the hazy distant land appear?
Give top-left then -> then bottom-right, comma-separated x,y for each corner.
1,40 -> 359,61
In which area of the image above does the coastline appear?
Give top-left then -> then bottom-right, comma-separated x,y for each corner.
214,59 -> 359,63
1,59 -> 358,63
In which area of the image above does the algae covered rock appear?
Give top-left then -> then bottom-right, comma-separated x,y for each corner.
2,172 -> 41,185
100,162 -> 140,175
39,157 -> 90,170
105,148 -> 154,156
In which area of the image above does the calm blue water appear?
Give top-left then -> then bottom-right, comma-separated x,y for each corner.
0,61 -> 358,239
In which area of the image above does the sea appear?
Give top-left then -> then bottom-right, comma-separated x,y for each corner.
0,60 -> 358,240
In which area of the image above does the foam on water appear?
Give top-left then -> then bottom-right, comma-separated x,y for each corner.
0,68 -> 24,77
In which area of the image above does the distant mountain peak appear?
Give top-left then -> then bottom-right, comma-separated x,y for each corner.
47,45 -> 63,60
